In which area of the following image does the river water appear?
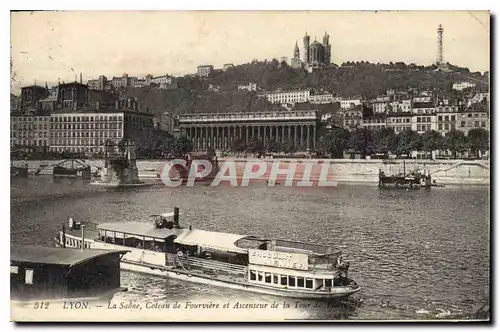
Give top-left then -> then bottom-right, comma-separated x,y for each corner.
10,177 -> 490,321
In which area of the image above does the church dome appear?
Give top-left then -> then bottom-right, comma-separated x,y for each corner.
310,40 -> 322,48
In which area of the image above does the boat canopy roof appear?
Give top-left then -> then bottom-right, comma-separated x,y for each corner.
10,245 -> 129,268
174,229 -> 250,254
97,222 -> 184,239
273,239 -> 340,257
149,212 -> 182,218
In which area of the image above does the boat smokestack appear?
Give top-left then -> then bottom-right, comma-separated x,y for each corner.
174,207 -> 180,227
62,224 -> 66,248
81,225 -> 85,251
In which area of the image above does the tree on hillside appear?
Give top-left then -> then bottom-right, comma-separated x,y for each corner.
393,130 -> 421,156
317,127 -> 349,158
421,130 -> 443,159
467,128 -> 489,158
347,128 -> 373,156
372,127 -> 396,154
444,129 -> 467,159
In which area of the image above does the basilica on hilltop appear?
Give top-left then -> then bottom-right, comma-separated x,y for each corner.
291,32 -> 332,70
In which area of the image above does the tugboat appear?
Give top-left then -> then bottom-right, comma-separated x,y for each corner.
53,208 -> 361,299
378,160 -> 432,189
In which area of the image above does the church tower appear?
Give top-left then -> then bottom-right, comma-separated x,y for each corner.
303,33 -> 310,63
322,31 -> 331,66
294,41 -> 300,59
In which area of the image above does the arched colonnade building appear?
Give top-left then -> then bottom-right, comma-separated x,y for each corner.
178,110 -> 318,152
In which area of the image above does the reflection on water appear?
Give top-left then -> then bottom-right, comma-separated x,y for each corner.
11,177 -> 490,320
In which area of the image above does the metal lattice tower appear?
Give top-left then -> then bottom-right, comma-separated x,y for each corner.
436,24 -> 444,65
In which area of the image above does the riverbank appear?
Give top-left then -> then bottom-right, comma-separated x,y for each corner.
11,158 -> 489,186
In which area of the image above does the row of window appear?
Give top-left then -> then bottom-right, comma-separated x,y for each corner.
11,132 -> 47,138
416,124 -> 432,132
51,116 -> 123,122
11,124 -> 48,130
437,123 -> 456,131
50,139 -> 118,146
437,115 -> 456,122
51,147 -> 105,153
249,270 -> 314,289
459,121 -> 487,128
11,117 -> 50,122
50,131 -> 123,138
394,126 -> 411,133
11,140 -> 48,146
416,117 -> 433,123
51,123 -> 123,130
389,118 -> 411,123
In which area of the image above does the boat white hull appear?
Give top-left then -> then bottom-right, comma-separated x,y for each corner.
56,234 -> 360,300
119,259 -> 360,299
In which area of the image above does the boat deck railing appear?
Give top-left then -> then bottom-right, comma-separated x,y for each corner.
183,257 -> 247,275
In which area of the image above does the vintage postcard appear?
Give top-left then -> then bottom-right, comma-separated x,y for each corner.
9,10 -> 490,322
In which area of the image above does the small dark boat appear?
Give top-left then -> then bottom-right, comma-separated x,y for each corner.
53,165 -> 78,177
52,160 -> 92,179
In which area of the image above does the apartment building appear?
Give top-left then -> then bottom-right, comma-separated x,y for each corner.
10,115 -> 51,151
48,109 -> 155,153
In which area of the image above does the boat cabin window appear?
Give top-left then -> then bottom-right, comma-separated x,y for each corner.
288,276 -> 296,287
98,228 -> 169,252
265,273 -> 272,283
250,270 -> 256,281
306,279 -> 313,289
25,269 -> 34,285
324,279 -> 333,287
297,277 -> 305,288
10,266 -> 18,274
273,275 -> 279,284
280,275 -> 287,286
257,272 -> 263,282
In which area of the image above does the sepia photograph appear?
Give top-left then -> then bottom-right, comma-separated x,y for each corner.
8,9 -> 491,323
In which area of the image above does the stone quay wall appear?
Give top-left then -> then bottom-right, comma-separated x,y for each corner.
12,158 -> 489,186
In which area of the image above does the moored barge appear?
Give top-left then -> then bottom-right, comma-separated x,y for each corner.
54,208 -> 360,299
10,245 -> 129,305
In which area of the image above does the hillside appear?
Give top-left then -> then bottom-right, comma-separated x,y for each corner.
115,60 -> 489,115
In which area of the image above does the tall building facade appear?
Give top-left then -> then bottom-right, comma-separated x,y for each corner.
49,109 -> 155,153
10,115 -> 50,152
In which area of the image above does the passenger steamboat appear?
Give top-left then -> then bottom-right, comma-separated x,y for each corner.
53,208 -> 360,299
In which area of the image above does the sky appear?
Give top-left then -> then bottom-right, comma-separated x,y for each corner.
10,10 -> 490,93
